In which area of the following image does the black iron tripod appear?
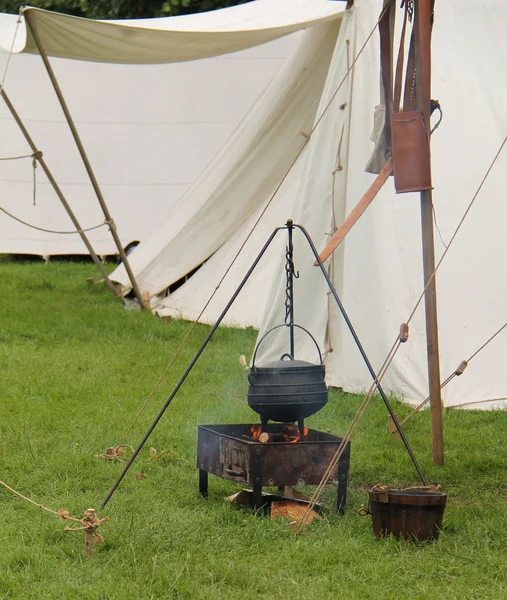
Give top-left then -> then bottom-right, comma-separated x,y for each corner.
102,220 -> 426,508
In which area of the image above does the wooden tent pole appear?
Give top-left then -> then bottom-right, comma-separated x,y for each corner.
23,10 -> 146,310
1,88 -> 120,299
420,189 -> 444,465
415,0 -> 444,465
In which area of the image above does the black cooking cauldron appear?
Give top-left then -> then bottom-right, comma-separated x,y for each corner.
247,324 -> 328,424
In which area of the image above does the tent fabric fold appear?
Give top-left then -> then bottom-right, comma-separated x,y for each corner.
1,1 -> 345,64
111,19 -> 343,296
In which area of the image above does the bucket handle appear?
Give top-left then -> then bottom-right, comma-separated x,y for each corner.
251,323 -> 324,369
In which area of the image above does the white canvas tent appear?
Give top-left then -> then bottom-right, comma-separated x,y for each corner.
114,0 -> 507,410
0,0 -> 505,410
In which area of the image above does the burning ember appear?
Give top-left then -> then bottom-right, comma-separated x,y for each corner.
280,424 -> 309,443
249,425 -> 262,441
247,424 -> 309,443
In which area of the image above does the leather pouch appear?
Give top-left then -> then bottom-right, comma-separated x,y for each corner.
390,111 -> 432,193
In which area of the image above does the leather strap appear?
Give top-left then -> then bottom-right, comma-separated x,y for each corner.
378,0 -> 395,156
393,1 -> 409,113
403,28 -> 417,111
414,0 -> 434,128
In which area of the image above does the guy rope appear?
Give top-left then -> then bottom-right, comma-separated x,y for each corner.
0,479 -> 109,556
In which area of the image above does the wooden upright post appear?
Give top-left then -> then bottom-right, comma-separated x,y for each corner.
420,189 -> 444,464
24,9 -> 146,310
415,0 -> 444,465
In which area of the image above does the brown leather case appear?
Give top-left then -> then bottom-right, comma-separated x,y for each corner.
390,111 -> 432,193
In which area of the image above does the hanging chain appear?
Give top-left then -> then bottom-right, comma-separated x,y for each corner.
284,240 -> 299,324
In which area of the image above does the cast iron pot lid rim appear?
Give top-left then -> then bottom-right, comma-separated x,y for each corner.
252,361 -> 325,371
248,392 -> 327,399
248,382 -> 326,389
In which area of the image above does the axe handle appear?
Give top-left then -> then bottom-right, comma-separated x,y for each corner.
316,159 -> 392,265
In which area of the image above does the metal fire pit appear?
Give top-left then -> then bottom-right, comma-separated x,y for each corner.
197,424 -> 350,512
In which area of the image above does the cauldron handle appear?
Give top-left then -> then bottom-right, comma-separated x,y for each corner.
250,323 -> 324,369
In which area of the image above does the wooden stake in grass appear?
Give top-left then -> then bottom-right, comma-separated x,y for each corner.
64,508 -> 109,557
388,414 -> 401,440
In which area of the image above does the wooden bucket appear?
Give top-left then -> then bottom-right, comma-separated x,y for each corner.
368,488 -> 447,541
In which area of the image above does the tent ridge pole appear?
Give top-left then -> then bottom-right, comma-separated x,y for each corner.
24,10 -> 146,310
1,88 -> 119,298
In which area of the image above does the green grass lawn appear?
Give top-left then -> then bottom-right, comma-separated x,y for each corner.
0,258 -> 506,599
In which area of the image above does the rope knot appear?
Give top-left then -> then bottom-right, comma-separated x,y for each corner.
105,219 -> 117,232
64,508 -> 109,556
95,445 -> 132,461
82,508 -> 108,531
